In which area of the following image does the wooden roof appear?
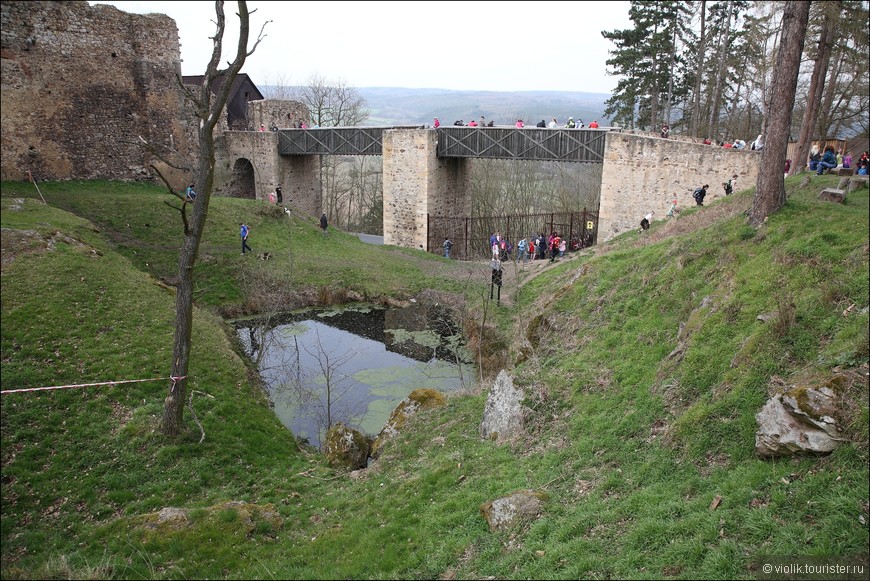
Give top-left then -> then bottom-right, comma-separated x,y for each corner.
182,73 -> 264,102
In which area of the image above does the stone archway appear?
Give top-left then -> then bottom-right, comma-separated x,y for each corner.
226,158 -> 256,199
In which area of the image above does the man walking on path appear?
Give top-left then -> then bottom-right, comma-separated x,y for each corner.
320,213 -> 329,236
240,223 -> 252,255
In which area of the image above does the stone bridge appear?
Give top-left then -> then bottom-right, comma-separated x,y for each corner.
213,128 -> 760,247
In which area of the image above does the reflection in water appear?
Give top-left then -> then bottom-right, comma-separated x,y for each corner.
236,304 -> 473,449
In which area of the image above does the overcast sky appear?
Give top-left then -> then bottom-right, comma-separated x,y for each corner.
91,1 -> 632,94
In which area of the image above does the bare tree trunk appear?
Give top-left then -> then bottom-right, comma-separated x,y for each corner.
748,0 -> 810,227
161,1 -> 265,436
691,0 -> 707,137
789,1 -> 838,175
708,0 -> 734,142
665,22 -> 677,125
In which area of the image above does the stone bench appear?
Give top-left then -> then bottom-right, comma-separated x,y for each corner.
818,188 -> 846,203
836,167 -> 856,176
836,176 -> 868,192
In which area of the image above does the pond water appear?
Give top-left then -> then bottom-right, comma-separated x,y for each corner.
235,303 -> 474,449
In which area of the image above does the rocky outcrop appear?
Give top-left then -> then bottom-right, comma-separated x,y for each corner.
371,388 -> 447,459
479,370 -> 525,444
480,490 -> 547,532
324,422 -> 371,470
755,384 -> 843,457
139,501 -> 282,534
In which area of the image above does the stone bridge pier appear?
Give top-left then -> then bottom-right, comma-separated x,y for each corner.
382,129 -> 471,249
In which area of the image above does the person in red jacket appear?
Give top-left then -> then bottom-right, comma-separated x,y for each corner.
589,120 -> 600,129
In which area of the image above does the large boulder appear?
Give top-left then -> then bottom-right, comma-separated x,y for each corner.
480,490 -> 547,532
755,384 -> 842,457
324,422 -> 371,470
371,388 -> 447,459
479,370 -> 525,444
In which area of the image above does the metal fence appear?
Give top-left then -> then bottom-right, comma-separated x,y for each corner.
427,209 -> 599,260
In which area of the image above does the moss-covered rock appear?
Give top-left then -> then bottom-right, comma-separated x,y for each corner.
480,490 -> 548,532
371,388 -> 447,459
135,501 -> 282,536
324,422 -> 371,470
755,382 -> 844,457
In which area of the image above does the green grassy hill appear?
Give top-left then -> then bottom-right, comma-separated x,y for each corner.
1,176 -> 867,579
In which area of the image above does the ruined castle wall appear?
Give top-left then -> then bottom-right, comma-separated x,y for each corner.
0,1 -> 194,182
247,99 -> 309,130
599,133 -> 761,240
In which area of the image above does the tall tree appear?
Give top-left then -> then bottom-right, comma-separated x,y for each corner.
790,1 -> 840,175
603,1 -> 692,131
748,0 -> 810,227
160,1 -> 267,436
706,0 -> 734,142
689,0 -> 707,137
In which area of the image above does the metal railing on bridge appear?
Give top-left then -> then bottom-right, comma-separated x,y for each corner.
436,127 -> 607,163
277,126 -> 422,156
277,126 -> 609,162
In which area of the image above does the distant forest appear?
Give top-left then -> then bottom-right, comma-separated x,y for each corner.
355,88 -> 613,127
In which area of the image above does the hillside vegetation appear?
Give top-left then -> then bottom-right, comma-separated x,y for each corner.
1,176 -> 867,579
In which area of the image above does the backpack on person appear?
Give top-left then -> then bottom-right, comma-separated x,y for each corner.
723,180 -> 733,195
693,188 -> 703,201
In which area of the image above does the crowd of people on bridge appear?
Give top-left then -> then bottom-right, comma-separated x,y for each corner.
438,116 -> 602,129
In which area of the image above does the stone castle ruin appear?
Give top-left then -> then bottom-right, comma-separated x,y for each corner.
1,0 -> 196,182
0,0 -> 305,194
1,1 -> 759,243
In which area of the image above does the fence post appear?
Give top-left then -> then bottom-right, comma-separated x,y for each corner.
569,212 -> 574,251
464,217 -> 469,260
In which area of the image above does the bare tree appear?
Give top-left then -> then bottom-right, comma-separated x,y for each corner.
288,328 -> 367,447
291,74 -> 373,230
748,0 -> 810,227
160,1 -> 268,436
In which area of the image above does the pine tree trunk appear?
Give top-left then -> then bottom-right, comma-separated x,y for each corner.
748,0 -> 810,227
708,0 -> 734,142
789,2 -> 838,175
690,0 -> 707,137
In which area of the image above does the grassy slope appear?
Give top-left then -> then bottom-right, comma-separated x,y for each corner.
1,177 -> 867,579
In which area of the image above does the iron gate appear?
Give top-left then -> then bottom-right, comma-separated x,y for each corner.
427,209 -> 599,260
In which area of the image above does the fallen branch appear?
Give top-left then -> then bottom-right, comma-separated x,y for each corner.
188,389 -> 215,444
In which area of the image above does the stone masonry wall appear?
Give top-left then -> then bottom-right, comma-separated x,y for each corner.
214,131 -> 280,201
382,129 -> 472,250
0,1 -> 194,182
382,129 -> 434,249
247,99 -> 309,130
599,133 -> 760,240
